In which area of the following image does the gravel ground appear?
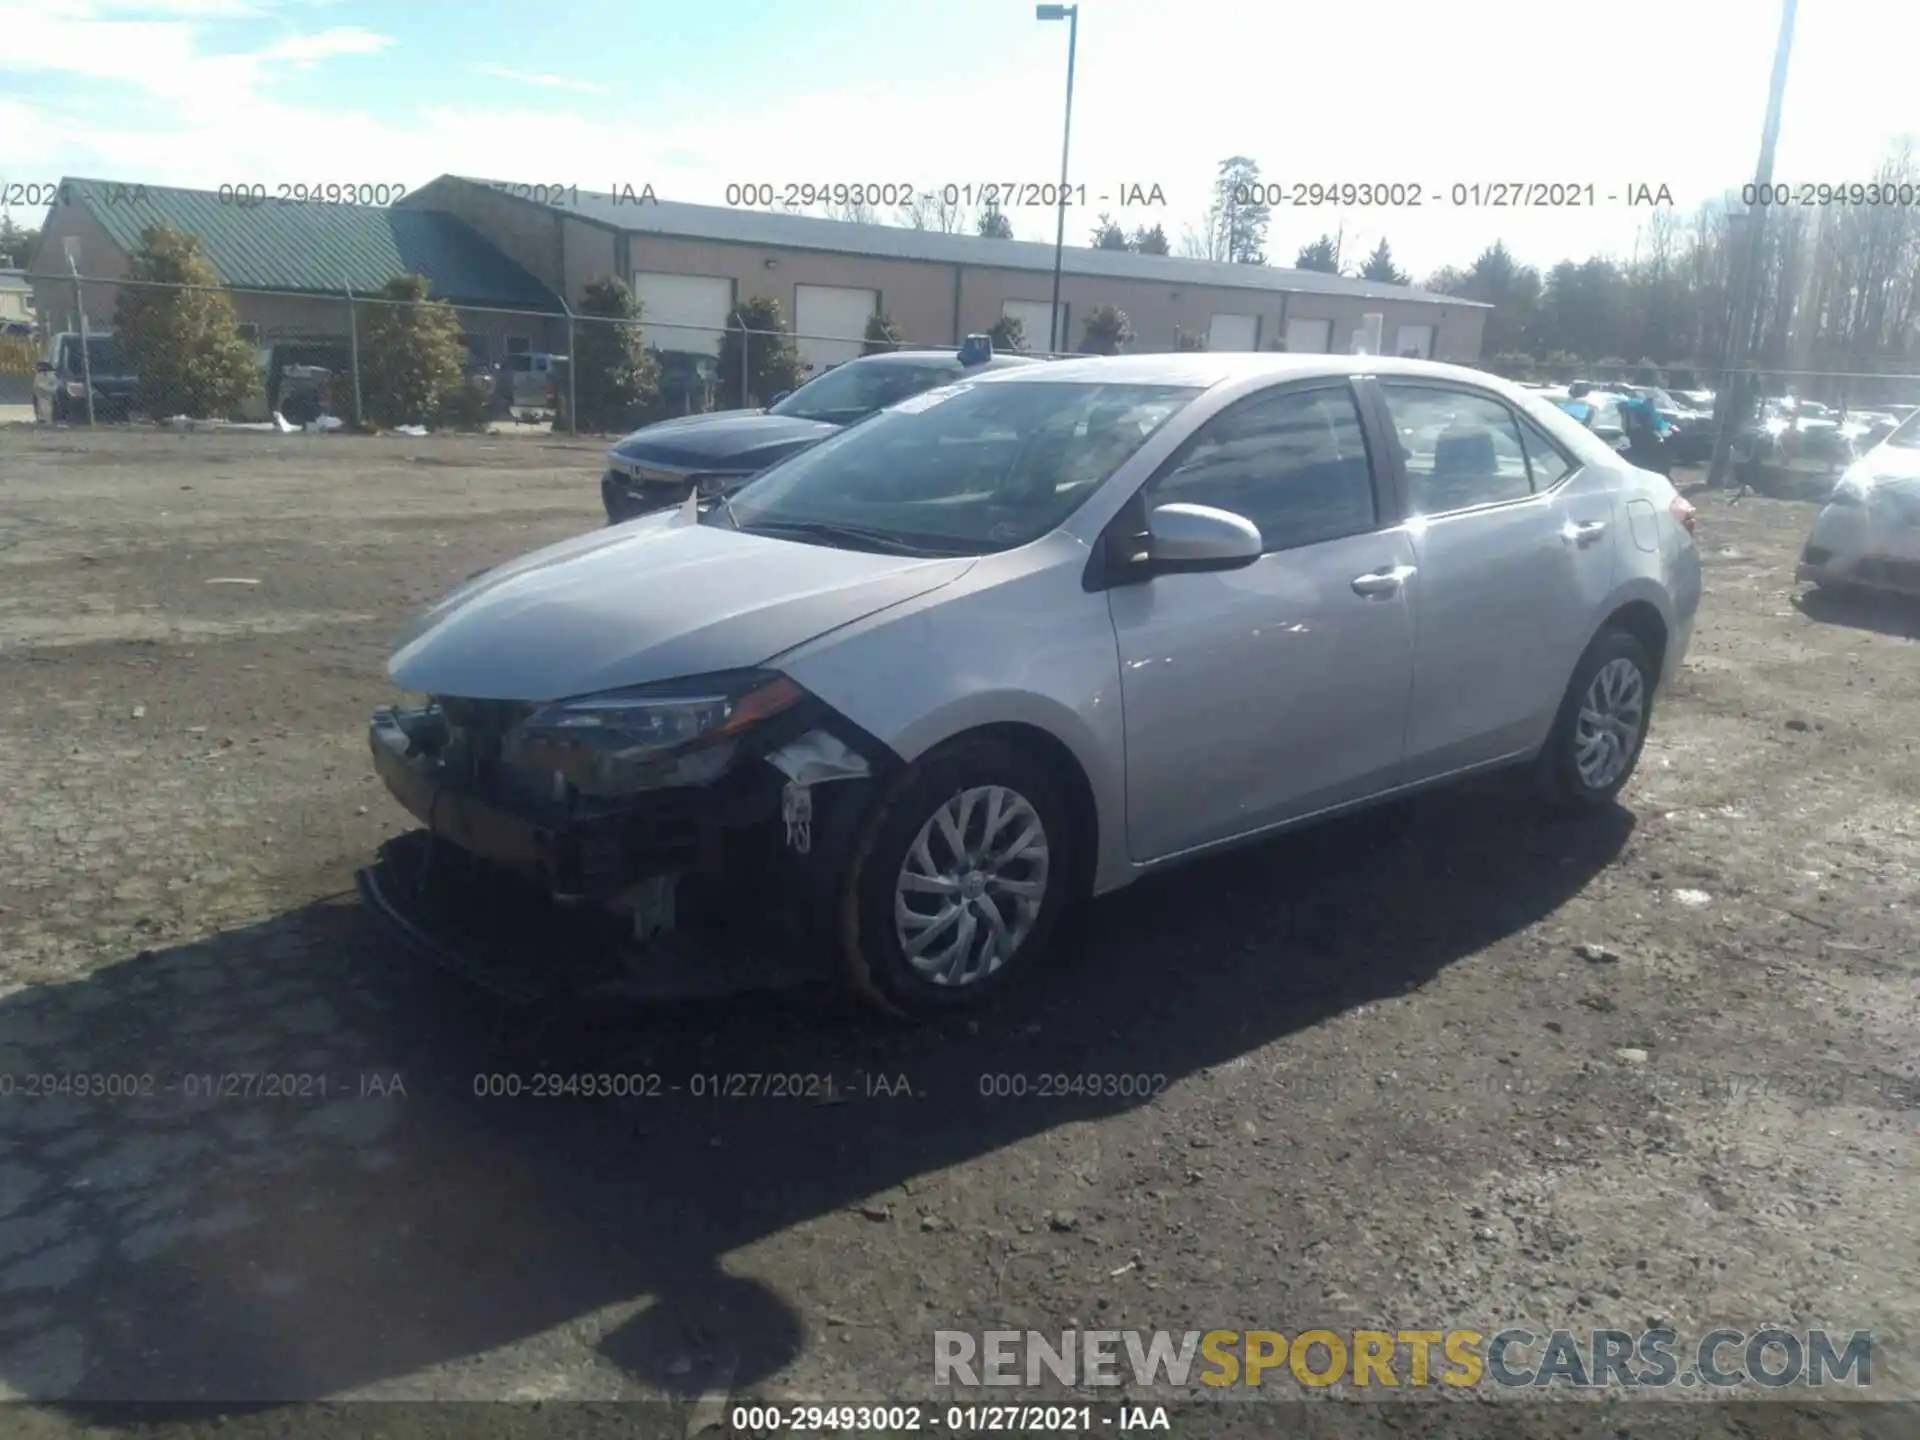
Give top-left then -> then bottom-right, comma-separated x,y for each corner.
0,427 -> 1914,1437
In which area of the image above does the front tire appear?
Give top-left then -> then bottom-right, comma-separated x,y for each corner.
839,737 -> 1074,1017
1537,628 -> 1656,810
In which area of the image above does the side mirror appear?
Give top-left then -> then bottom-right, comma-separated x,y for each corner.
34,361 -> 52,374
768,390 -> 791,405
1146,503 -> 1263,573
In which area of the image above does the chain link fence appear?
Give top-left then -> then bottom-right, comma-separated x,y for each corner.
12,272 -> 1110,437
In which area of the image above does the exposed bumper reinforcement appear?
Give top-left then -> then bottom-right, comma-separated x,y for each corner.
355,832 -> 831,1004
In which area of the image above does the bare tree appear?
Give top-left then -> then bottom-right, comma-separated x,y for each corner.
895,192 -> 974,234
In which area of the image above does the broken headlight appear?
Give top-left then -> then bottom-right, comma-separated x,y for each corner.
500,670 -> 804,799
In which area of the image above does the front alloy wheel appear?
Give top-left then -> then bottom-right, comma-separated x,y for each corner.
843,738 -> 1072,1015
894,784 -> 1051,988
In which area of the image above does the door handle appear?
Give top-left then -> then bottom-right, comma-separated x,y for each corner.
1564,520 -> 1608,547
1351,564 -> 1416,597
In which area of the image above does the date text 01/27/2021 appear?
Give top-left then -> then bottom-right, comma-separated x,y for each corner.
0,1072 -> 406,1099
722,182 -> 1169,210
1229,181 -> 1676,208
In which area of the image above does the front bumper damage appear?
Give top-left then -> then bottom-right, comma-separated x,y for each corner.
356,694 -> 892,1001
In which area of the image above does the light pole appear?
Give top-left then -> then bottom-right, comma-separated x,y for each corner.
1037,3 -> 1078,355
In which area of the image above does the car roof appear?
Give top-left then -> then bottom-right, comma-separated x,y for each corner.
961,352 -> 1512,390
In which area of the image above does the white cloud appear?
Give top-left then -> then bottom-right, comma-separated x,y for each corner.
473,64 -> 606,96
2,0 -> 1917,278
258,26 -> 392,65
86,0 -> 264,15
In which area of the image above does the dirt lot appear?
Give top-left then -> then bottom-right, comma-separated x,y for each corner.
0,427 -> 1914,1436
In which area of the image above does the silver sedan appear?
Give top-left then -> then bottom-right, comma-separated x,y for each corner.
1798,408 -> 1920,597
368,354 -> 1702,1015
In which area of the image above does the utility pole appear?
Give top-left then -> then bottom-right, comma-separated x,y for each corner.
64,242 -> 95,427
1706,0 -> 1797,489
1037,4 -> 1079,354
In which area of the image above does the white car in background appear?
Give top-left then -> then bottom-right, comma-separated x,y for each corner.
1798,407 -> 1920,597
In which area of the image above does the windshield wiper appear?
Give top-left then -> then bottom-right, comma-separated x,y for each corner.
738,518 -> 971,556
703,489 -> 741,529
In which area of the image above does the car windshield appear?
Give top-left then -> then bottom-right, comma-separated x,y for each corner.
724,379 -> 1201,555
1885,408 -> 1920,449
767,359 -> 960,424
63,336 -> 125,373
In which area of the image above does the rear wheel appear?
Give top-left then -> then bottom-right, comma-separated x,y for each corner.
1537,629 -> 1655,810
838,737 -> 1073,1017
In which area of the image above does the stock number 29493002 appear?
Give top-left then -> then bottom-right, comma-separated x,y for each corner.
978,1072 -> 1168,1099
472,1073 -> 665,1098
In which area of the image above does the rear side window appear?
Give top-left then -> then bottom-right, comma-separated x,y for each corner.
1145,385 -> 1377,553
1379,384 -> 1531,515
1517,417 -> 1575,488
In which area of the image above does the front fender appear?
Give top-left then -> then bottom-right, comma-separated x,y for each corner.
774,539 -> 1133,896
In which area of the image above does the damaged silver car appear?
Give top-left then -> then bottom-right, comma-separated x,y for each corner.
360,354 -> 1700,1016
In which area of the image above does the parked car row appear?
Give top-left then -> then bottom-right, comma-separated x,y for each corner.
360,351 -> 1705,1017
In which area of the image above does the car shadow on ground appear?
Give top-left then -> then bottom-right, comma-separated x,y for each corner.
1792,584 -> 1920,641
1,780 -> 1631,1412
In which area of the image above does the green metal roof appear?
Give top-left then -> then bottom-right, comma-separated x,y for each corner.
62,177 -> 560,310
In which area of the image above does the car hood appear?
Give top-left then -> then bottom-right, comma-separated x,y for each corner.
608,410 -> 842,470
388,509 -> 975,701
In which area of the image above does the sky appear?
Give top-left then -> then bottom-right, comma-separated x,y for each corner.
2,0 -> 1917,281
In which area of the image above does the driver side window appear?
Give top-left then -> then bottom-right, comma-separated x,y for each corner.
1143,385 -> 1378,553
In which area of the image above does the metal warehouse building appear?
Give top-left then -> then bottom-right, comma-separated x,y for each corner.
26,174 -> 1488,378
27,179 -> 569,365
402,177 -> 1489,371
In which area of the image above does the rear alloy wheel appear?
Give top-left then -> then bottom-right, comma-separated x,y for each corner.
1538,628 -> 1655,809
840,739 -> 1071,1016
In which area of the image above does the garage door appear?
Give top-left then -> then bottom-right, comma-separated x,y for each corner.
794,285 -> 879,372
1207,314 -> 1259,351
1284,317 -> 1334,353
631,272 -> 733,357
1395,324 -> 1436,359
1003,299 -> 1067,354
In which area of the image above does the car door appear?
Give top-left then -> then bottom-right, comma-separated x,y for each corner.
1104,380 -> 1418,863
1367,380 -> 1617,780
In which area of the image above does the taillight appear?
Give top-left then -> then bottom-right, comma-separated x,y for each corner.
1669,496 -> 1696,536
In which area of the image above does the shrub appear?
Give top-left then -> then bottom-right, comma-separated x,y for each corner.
573,275 -> 661,433
986,315 -> 1027,354
113,225 -> 256,419
1174,328 -> 1208,352
356,274 -> 466,429
717,296 -> 801,408
433,377 -> 493,432
862,312 -> 905,354
1080,305 -> 1133,356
